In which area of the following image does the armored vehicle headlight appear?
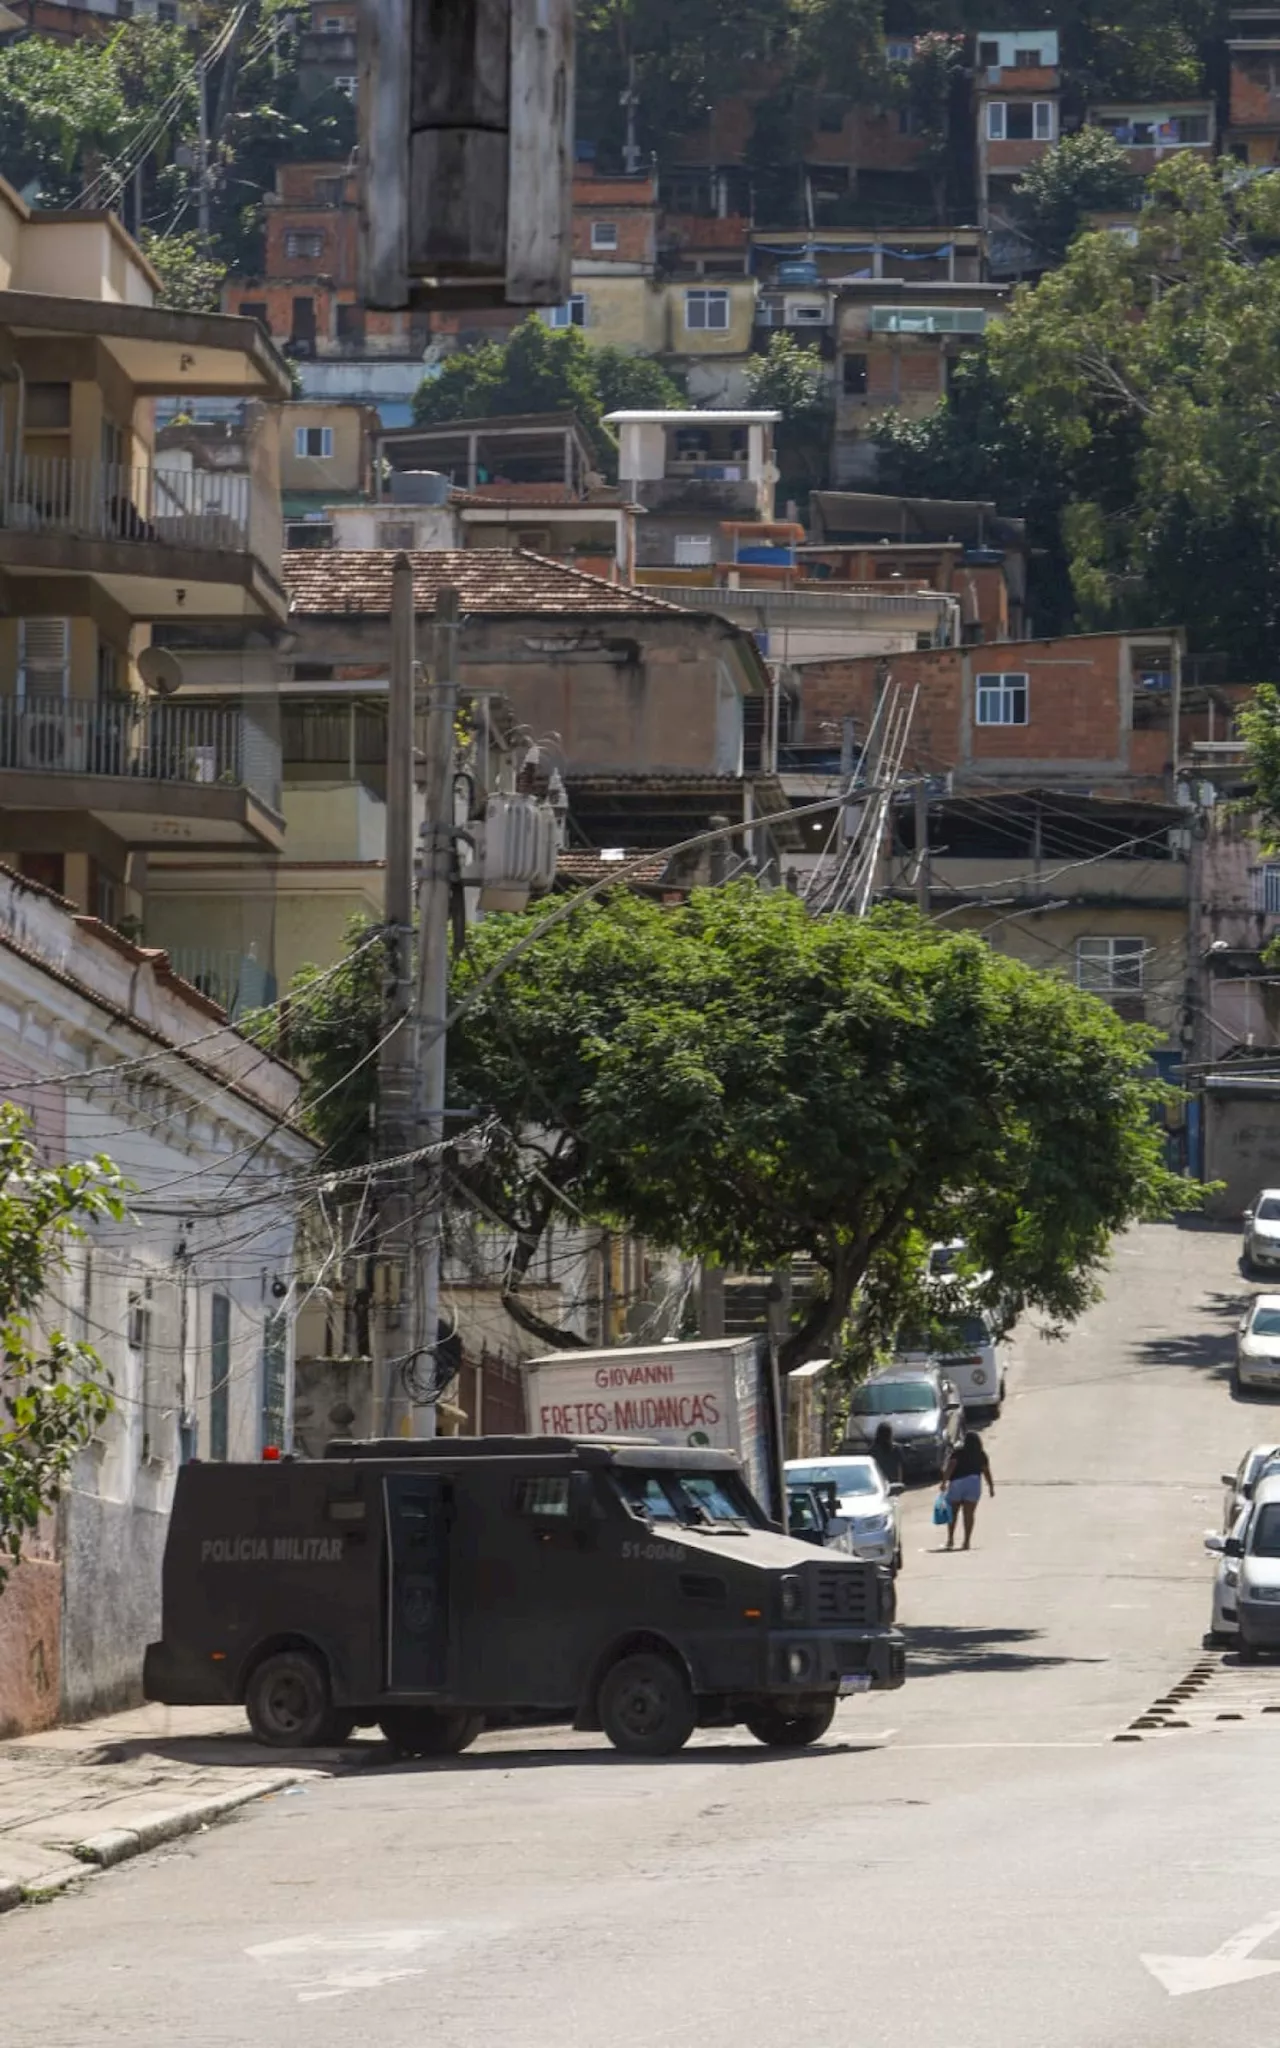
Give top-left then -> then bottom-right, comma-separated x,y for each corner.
786,1645 -> 813,1681
780,1574 -> 804,1621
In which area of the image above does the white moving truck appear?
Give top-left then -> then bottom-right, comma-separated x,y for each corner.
523,1335 -> 785,1521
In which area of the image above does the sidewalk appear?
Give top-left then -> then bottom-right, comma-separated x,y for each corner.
0,1703 -> 361,1911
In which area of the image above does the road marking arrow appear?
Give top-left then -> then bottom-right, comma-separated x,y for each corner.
1143,1908 -> 1280,1996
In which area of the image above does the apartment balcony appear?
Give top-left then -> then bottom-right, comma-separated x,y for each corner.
0,697 -> 283,852
166,946 -> 277,1019
0,454 -> 285,623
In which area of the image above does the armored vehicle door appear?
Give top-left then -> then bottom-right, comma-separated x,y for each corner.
384,1473 -> 452,1693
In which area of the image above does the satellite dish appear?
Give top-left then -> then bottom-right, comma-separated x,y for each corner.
137,646 -> 184,697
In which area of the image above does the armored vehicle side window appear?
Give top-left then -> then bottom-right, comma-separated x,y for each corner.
615,1472 -> 680,1521
613,1467 -> 765,1528
515,1477 -> 571,1518
679,1473 -> 752,1526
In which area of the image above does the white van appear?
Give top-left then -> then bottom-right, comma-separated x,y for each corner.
896,1308 -> 1006,1418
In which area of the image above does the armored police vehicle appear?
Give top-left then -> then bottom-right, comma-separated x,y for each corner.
144,1436 -> 904,1757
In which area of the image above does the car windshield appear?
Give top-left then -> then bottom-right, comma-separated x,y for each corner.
853,1381 -> 936,1415
1251,1307 -> 1280,1338
1257,1198 -> 1280,1220
787,1461 -> 879,1495
613,1467 -> 762,1528
928,1243 -> 964,1273
1252,1503 -> 1280,1557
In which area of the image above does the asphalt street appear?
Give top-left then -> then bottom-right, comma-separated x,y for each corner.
8,1219 -> 1280,2048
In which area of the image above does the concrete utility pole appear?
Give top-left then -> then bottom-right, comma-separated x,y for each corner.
408,585 -> 460,1438
914,780 -> 931,915
377,554 -> 417,1435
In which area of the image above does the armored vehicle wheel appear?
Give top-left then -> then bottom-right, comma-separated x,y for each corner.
598,1652 -> 696,1756
377,1707 -> 484,1757
743,1700 -> 836,1748
245,1650 -> 333,1747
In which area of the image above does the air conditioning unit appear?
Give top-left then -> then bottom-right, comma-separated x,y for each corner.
19,703 -> 87,771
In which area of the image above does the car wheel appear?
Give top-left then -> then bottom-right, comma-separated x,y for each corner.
1205,1629 -> 1232,1649
743,1700 -> 836,1748
377,1707 -> 484,1757
245,1649 -> 333,1748
599,1652 -> 696,1757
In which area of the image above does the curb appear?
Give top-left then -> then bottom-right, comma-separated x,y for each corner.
0,1773 -> 303,1912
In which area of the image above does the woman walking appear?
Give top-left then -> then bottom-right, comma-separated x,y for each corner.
943,1430 -> 994,1551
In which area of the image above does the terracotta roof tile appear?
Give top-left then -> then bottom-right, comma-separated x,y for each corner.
554,849 -> 679,891
283,547 -> 684,617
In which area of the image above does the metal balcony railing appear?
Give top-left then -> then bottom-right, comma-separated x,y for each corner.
0,454 -> 252,552
165,948 -> 277,1018
0,697 -> 282,811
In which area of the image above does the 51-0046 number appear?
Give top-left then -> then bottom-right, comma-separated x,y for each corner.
621,1539 -> 684,1563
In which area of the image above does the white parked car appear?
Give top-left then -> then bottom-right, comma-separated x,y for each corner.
1205,1505 -> 1249,1641
1236,1295 -> 1280,1394
784,1455 -> 902,1571
1206,1474 -> 1280,1657
1221,1442 -> 1280,1530
1244,1191 -> 1280,1274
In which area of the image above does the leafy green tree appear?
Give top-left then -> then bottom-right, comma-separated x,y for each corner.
744,330 -> 833,507
901,31 -> 965,223
140,228 -> 227,312
591,346 -> 685,417
448,886 -> 1196,1364
0,1107 -> 126,1588
878,159 -> 1280,673
281,919 -> 386,1172
1014,129 -> 1143,264
413,318 -> 684,474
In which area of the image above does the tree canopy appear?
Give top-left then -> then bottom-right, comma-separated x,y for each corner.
412,318 -> 685,475
0,1107 -> 126,1587
744,332 -> 833,511
1013,129 -> 1143,266
877,160 -> 1280,674
0,5 -> 356,285
446,886 -> 1195,1367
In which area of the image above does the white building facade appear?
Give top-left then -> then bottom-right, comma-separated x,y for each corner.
0,867 -> 312,1734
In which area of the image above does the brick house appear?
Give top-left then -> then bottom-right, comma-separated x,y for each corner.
793,628 -> 1184,801
1227,8 -> 1280,166
974,28 -> 1062,274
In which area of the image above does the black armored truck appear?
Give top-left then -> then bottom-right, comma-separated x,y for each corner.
144,1436 -> 904,1757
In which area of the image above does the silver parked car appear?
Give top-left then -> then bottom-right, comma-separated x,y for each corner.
843,1367 -> 965,1482
1244,1191 -> 1280,1275
785,1455 -> 902,1571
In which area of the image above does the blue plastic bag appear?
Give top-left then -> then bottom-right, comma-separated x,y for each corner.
932,1491 -> 953,1526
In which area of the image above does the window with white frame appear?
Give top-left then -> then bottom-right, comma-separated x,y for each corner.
975,671 -> 1028,725
544,294 -> 587,328
685,287 -> 731,331
294,425 -> 334,459
285,229 -> 324,259
590,220 -> 619,250
1076,935 -> 1145,993
674,533 -> 714,566
986,100 -> 1055,141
